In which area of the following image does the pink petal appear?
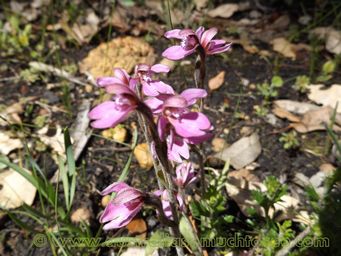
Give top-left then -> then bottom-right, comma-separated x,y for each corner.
186,133 -> 213,144
180,88 -> 207,106
151,64 -> 170,73
101,202 -> 142,230
170,112 -> 212,138
163,95 -> 188,109
114,188 -> 143,205
100,182 -> 130,195
207,42 -> 232,55
195,26 -> 205,40
105,83 -> 135,96
162,45 -> 195,60
164,29 -> 182,39
88,101 -> 132,129
158,116 -> 169,141
113,68 -> 130,85
200,27 -> 218,48
135,64 -> 150,73
168,137 -> 190,163
96,77 -> 122,87
179,29 -> 196,37
151,81 -> 174,95
144,97 -> 164,113
142,81 -> 159,96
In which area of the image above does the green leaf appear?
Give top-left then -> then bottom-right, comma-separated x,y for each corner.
322,60 -> 336,74
179,215 -> 201,253
64,128 -> 75,176
271,75 -> 283,88
146,230 -> 174,256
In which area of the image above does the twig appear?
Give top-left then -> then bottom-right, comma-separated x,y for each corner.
29,61 -> 95,86
275,226 -> 311,256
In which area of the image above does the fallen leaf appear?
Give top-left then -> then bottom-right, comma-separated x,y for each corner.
273,100 -> 319,115
71,208 -> 92,224
307,84 -> 341,113
0,132 -> 23,155
271,37 -> 296,60
272,106 -> 301,123
134,143 -> 153,170
0,169 -> 36,209
127,218 -> 147,239
208,3 -> 239,18
208,71 -> 225,91
311,27 -> 341,55
215,133 -> 262,169
290,106 -> 341,133
79,36 -> 156,77
38,125 -> 65,155
207,2 -> 250,18
194,0 -> 208,10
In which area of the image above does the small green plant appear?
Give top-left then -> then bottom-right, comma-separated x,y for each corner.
316,60 -> 336,82
294,75 -> 310,93
279,131 -> 300,149
190,163 -> 234,239
257,75 -> 284,101
0,15 -> 32,56
255,75 -> 283,116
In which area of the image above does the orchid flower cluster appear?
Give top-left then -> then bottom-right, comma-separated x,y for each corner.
88,27 -> 231,231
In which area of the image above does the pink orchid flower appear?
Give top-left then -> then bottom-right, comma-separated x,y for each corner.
146,88 -> 212,162
134,64 -> 174,96
162,27 -> 231,60
100,182 -> 144,230
174,162 -> 197,187
154,88 -> 213,140
88,84 -> 139,129
154,190 -> 183,219
96,68 -> 137,92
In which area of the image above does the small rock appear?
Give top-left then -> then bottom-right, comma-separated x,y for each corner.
240,126 -> 253,136
211,138 -> 226,152
71,208 -> 91,224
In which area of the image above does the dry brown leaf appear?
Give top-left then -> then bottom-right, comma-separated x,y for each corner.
0,169 -> 36,209
290,106 -> 341,133
272,106 -> 301,123
271,37 -> 296,60
133,143 -> 153,170
79,36 -> 155,77
208,3 -> 239,18
207,2 -> 250,18
71,208 -> 91,224
307,84 -> 341,113
0,132 -> 23,155
208,71 -> 225,91
311,27 -> 341,55
126,218 -> 147,239
273,100 -> 319,115
215,133 -> 262,169
38,125 -> 65,155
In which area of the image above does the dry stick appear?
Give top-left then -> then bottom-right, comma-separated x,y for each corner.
275,226 -> 311,256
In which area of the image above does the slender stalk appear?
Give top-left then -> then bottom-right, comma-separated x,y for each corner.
138,103 -> 185,256
193,47 -> 207,196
